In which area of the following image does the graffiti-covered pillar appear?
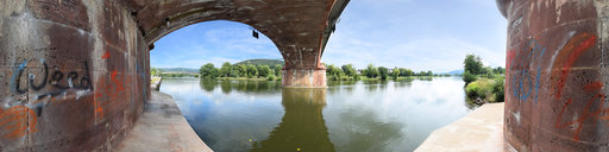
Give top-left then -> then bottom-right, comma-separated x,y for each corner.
498,0 -> 609,151
0,0 -> 149,151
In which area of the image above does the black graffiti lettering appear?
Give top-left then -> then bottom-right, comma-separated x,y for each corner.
12,59 -> 93,95
51,70 -> 69,89
14,67 -> 27,94
80,61 -> 93,90
30,62 -> 48,91
67,71 -> 78,87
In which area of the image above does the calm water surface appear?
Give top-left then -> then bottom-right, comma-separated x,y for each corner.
160,77 -> 473,152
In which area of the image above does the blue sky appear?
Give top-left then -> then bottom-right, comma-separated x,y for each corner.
151,0 -> 507,73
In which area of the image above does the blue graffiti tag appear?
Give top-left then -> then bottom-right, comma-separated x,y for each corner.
510,39 -> 546,104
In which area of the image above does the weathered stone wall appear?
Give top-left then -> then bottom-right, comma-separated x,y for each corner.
0,1 -> 149,151
282,69 -> 327,88
498,0 -> 609,151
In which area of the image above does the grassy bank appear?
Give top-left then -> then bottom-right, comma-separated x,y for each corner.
465,76 -> 504,105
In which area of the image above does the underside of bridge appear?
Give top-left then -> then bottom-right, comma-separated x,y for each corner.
0,0 -> 347,151
498,0 -> 609,151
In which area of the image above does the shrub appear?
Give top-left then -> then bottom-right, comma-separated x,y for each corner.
465,79 -> 493,103
462,71 -> 477,84
267,75 -> 276,81
492,77 -> 505,102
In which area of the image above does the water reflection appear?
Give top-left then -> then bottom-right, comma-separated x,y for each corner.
200,79 -> 217,92
161,77 -> 472,152
334,108 -> 403,151
251,89 -> 335,152
199,79 -> 282,94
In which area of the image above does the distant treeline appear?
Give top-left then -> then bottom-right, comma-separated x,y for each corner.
196,62 -> 451,81
200,62 -> 283,81
324,64 -> 449,81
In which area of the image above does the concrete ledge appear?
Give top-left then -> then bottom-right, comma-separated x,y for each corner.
415,103 -> 504,152
114,91 -> 213,152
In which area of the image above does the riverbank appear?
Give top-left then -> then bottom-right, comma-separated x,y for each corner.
415,103 -> 503,152
114,91 -> 213,152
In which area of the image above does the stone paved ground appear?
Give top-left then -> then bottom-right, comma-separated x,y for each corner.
416,103 -> 504,152
114,91 -> 213,152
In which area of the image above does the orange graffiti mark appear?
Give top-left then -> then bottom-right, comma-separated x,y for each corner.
0,106 -> 37,138
111,70 -> 125,92
555,82 -> 605,141
93,71 -> 133,121
102,51 -> 110,59
551,33 -> 597,99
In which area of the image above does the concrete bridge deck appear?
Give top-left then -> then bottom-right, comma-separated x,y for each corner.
416,103 -> 504,152
114,91 -> 212,152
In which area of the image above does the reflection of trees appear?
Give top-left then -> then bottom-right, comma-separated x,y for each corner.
335,108 -> 403,152
394,79 -> 413,88
220,80 -> 232,94
366,83 -> 378,92
416,76 -> 433,81
198,79 -> 281,94
378,80 -> 389,90
233,80 -> 281,94
251,89 -> 335,152
200,79 -> 217,92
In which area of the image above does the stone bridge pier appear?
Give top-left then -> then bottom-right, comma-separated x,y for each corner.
0,0 -> 348,151
498,0 -> 609,151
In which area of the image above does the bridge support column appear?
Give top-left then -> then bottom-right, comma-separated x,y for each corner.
498,0 -> 609,151
282,68 -> 327,88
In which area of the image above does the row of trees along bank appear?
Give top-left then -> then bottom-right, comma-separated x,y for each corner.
324,64 -> 448,81
200,62 -> 284,81
197,62 -> 450,82
463,54 -> 505,105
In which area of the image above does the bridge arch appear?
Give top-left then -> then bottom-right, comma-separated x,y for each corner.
0,0 -> 348,151
132,0 -> 349,88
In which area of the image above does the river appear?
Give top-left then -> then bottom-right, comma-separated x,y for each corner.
159,77 -> 473,152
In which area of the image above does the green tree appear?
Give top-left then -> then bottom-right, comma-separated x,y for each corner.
365,64 -> 378,78
257,65 -> 272,77
236,64 -> 247,77
421,71 -> 431,76
326,64 -> 343,80
200,63 -> 219,78
219,62 -> 232,77
463,71 -> 477,84
341,64 -> 356,77
151,68 -> 159,76
493,67 -> 505,74
326,64 -> 336,76
378,66 -> 389,80
481,66 -> 492,75
272,64 -> 283,77
391,68 -> 400,80
230,69 -> 240,77
464,54 -> 483,75
399,68 -> 414,76
246,64 -> 258,78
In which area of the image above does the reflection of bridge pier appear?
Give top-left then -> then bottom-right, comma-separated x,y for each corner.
251,88 -> 335,152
